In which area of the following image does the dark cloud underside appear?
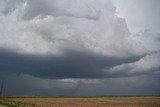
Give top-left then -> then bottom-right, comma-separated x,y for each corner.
0,0 -> 160,96
0,49 -> 142,79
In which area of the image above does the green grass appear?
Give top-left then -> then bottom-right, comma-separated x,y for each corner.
0,98 -> 37,107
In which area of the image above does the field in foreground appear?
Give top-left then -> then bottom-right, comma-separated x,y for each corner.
0,96 -> 160,107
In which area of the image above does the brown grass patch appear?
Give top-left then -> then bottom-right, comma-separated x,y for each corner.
5,96 -> 160,107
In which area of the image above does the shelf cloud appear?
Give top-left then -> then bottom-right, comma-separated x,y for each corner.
0,0 -> 160,95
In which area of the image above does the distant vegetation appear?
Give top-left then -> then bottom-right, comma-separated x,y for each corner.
0,98 -> 36,107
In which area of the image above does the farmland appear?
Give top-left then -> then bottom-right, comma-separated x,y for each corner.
0,96 -> 160,107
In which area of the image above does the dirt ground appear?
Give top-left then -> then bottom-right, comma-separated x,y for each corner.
0,105 -> 7,107
6,96 -> 160,107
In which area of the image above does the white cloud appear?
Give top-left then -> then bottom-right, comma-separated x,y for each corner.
110,53 -> 160,74
0,0 -> 149,58
115,0 -> 160,33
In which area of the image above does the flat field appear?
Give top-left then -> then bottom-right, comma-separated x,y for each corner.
0,96 -> 160,107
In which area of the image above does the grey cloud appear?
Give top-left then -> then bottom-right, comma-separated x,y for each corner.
0,0 -> 159,79
0,49 -> 142,79
4,74 -> 160,96
0,0 -> 160,96
22,0 -> 114,20
0,0 -> 160,78
0,0 -> 137,57
2,0 -> 102,20
0,0 -> 24,14
109,53 -> 160,75
23,0 -> 57,20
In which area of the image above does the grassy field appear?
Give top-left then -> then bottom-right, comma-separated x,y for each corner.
0,96 -> 160,107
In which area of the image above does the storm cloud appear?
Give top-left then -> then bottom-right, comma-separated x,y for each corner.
0,0 -> 160,95
0,49 -> 143,79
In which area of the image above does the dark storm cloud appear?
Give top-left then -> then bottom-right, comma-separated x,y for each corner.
0,0 -> 160,96
0,0 -> 160,79
0,49 -> 142,79
4,73 -> 160,96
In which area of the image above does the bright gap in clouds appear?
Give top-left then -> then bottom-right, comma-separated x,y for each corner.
115,0 -> 160,33
0,0 -> 160,96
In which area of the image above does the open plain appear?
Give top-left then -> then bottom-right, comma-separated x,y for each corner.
0,96 -> 160,107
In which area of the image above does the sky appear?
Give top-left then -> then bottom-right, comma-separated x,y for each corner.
0,0 -> 160,96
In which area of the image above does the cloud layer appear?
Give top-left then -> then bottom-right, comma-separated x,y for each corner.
0,0 -> 160,80
0,0 -> 160,96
